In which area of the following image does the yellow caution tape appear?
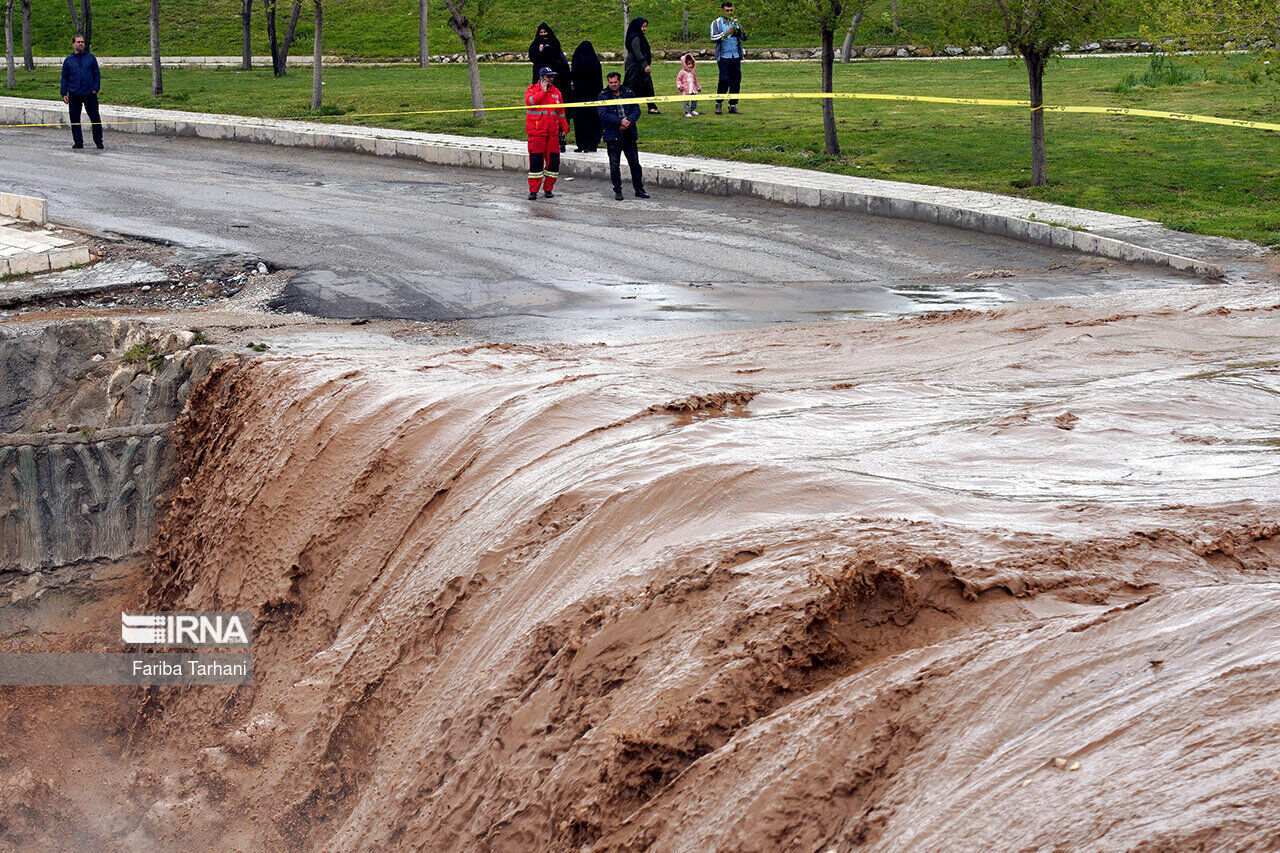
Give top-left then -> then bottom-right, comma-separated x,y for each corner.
3,91 -> 1278,133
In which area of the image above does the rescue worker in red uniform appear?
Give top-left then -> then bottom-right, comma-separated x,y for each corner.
525,67 -> 570,200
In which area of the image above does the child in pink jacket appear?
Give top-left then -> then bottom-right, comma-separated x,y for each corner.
676,53 -> 702,117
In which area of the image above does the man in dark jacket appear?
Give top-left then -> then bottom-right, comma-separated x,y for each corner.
597,72 -> 649,201
61,35 -> 103,150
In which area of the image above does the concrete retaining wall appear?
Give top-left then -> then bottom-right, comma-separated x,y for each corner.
0,96 -> 1224,278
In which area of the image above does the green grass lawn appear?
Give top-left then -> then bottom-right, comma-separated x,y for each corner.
23,0 -> 1139,58
6,54 -> 1278,244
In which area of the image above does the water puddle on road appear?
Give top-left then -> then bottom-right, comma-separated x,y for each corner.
272,265 -> 1205,342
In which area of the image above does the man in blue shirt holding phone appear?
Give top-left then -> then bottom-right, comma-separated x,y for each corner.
711,1 -> 746,115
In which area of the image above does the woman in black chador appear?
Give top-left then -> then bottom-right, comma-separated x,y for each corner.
529,23 -> 572,93
623,17 -> 658,114
569,41 -> 603,152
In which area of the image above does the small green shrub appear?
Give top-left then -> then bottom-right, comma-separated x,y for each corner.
1108,54 -> 1206,93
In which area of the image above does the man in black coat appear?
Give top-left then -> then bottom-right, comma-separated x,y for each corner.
61,35 -> 103,149
597,72 -> 649,201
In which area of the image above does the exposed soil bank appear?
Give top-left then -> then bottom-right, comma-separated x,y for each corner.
3,281 -> 1280,849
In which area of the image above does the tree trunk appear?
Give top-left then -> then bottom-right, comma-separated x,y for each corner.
890,0 -> 898,30
442,0 -> 483,117
1023,48 -> 1047,186
419,0 -> 428,67
20,0 -> 30,71
264,0 -> 280,74
67,0 -> 91,47
311,0 -> 322,109
682,3 -> 689,42
241,0 -> 252,69
149,0 -> 162,95
821,24 -> 839,155
621,0 -> 629,43
279,0 -> 302,70
840,10 -> 862,62
4,1 -> 14,89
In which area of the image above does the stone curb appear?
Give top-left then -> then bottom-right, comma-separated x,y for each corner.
0,246 -> 94,280
0,96 -> 1224,278
0,191 -> 48,224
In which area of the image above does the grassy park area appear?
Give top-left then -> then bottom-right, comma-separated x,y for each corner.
22,0 -> 1137,59
6,54 -> 1278,244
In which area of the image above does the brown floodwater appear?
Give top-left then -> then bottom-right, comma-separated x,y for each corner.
3,280 -> 1279,850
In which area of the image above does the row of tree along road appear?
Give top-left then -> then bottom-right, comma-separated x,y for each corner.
4,0 -> 1277,186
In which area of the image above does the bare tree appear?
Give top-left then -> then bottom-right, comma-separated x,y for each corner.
264,0 -> 302,76
20,0 -> 30,71
311,0 -> 322,108
442,0 -> 484,117
419,0 -> 429,67
4,0 -> 14,89
149,0 -> 162,94
839,9 -> 862,61
241,0 -> 252,70
264,0 -> 280,74
67,0 -> 91,48
281,0 -> 303,59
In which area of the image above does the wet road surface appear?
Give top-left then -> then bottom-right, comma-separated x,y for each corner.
2,127 -> 1202,341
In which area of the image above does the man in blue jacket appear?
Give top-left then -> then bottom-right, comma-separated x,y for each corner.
61,35 -> 103,150
597,72 -> 650,201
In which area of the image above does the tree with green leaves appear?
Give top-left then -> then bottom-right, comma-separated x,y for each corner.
1144,0 -> 1280,65
756,0 -> 869,155
933,0 -> 1129,185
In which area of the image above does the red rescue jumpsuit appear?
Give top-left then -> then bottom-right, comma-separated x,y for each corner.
525,82 -> 569,194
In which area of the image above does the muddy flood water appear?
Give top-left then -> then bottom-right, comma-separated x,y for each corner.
2,275 -> 1279,850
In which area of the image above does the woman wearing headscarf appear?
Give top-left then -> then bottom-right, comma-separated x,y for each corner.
569,41 -> 604,152
529,23 -> 572,93
623,17 -> 659,114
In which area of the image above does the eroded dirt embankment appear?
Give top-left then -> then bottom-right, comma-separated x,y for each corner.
6,282 -> 1280,850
